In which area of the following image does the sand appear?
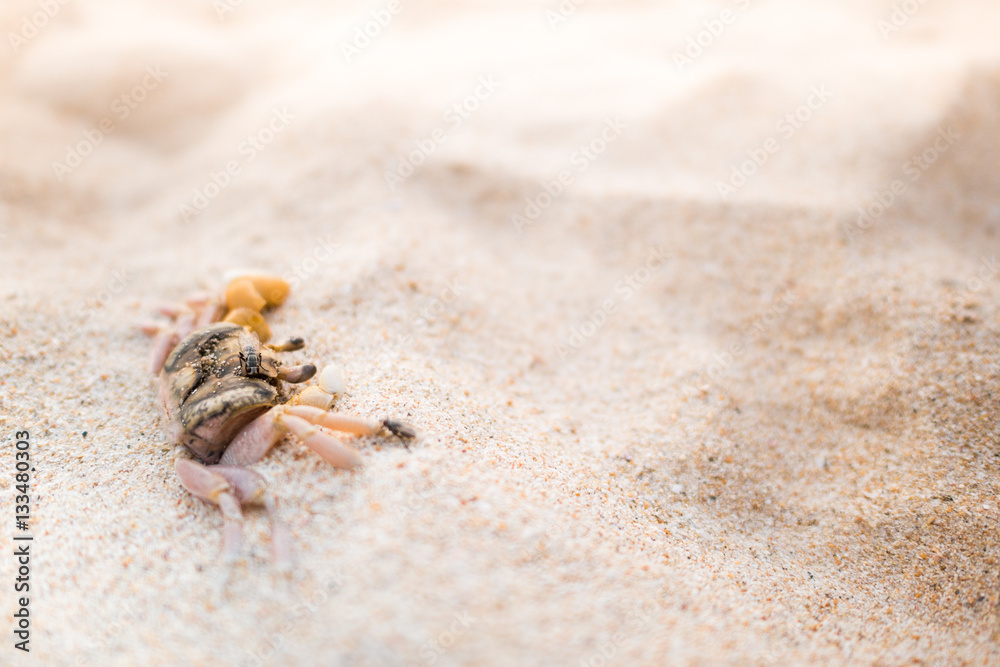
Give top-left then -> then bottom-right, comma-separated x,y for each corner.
2,0 -> 1000,664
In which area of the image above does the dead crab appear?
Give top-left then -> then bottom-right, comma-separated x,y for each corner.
140,272 -> 413,572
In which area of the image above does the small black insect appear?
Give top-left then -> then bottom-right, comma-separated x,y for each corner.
238,329 -> 261,376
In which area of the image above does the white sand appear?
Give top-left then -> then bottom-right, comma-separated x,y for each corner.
2,0 -> 1000,664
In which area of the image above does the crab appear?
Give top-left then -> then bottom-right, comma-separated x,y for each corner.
140,272 -> 414,573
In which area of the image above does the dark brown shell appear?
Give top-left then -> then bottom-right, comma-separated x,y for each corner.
159,322 -> 284,464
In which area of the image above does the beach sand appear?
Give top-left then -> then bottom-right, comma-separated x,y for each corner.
1,0 -> 1000,664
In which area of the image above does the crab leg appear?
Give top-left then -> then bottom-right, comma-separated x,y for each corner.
268,336 -> 305,352
282,415 -> 364,469
285,405 -> 382,435
176,459 -> 294,571
287,405 -> 416,439
142,300 -> 204,373
148,328 -> 180,374
195,296 -> 223,328
212,465 -> 293,572
218,402 -> 416,470
175,460 -> 245,564
218,495 -> 245,565
263,495 -> 293,570
219,406 -> 364,470
277,363 -> 317,383
174,309 -> 197,339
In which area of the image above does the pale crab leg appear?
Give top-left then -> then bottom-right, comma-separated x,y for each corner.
285,405 -> 383,435
218,495 -> 244,565
194,296 -> 223,328
219,406 -> 364,470
176,459 -> 293,572
148,328 -> 180,374
155,303 -> 185,318
212,465 -> 293,572
287,405 -> 417,440
282,414 -> 364,469
143,302 -> 199,374
175,460 -> 245,564
263,495 -> 292,570
135,320 -> 162,336
174,309 -> 197,339
183,292 -> 211,312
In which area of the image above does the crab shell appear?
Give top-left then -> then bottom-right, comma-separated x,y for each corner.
159,322 -> 288,464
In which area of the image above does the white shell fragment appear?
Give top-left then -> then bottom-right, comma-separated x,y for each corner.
318,364 -> 346,395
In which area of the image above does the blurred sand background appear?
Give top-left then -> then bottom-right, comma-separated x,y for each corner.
2,0 -> 1000,664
